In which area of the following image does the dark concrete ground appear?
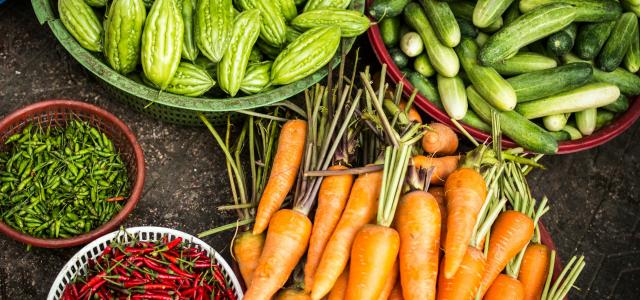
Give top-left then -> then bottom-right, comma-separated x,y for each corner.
0,1 -> 639,299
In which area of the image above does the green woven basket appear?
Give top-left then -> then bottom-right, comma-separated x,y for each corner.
31,0 -> 364,126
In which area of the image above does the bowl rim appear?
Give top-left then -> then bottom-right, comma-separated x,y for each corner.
0,100 -> 145,248
366,19 -> 640,154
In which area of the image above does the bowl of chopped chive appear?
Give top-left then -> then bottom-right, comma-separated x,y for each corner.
0,100 -> 144,248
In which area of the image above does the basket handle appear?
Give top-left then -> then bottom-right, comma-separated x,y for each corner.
32,0 -> 56,25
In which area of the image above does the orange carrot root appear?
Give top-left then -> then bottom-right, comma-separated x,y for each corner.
378,259 -> 400,300
399,101 -> 423,124
233,231 -> 265,287
428,186 -> 447,248
422,123 -> 458,155
388,281 -> 404,300
437,246 -> 486,300
484,274 -> 525,300
518,244 -> 550,300
275,288 -> 312,300
327,267 -> 349,300
412,155 -> 460,185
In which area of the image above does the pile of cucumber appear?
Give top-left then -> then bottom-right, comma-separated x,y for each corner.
371,0 -> 640,154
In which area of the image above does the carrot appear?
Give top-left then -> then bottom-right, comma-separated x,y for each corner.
518,244 -> 550,300
253,119 -> 307,234
345,224 -> 400,300
399,101 -> 423,124
396,191 -> 440,300
422,123 -> 458,155
436,246 -> 486,300
275,288 -> 312,300
484,274 -> 525,300
412,155 -> 459,185
244,209 -> 312,300
232,231 -> 265,287
388,281 -> 404,300
477,211 -> 534,297
428,186 -> 447,247
310,169 -> 383,300
327,267 -> 349,300
443,167 -> 487,278
378,259 -> 399,300
304,165 -> 354,292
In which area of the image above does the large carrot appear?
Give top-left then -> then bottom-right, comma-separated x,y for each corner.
518,244 -> 550,300
396,190 -> 441,300
428,186 -> 447,247
484,274 -> 525,300
388,281 -> 404,300
412,155 -> 459,185
310,169 -> 383,300
244,209 -> 312,300
304,165 -> 354,292
327,267 -> 349,300
436,246 -> 486,300
233,231 -> 265,287
253,119 -> 307,234
422,123 -> 458,155
378,259 -> 400,300
275,288 -> 312,300
477,211 -> 534,297
443,167 -> 487,278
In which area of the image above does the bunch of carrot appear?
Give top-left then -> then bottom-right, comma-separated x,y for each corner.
200,62 -> 586,300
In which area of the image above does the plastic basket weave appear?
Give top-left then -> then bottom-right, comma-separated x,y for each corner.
31,0 -> 364,126
47,226 -> 243,300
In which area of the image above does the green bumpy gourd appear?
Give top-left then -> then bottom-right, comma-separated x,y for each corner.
285,26 -> 302,44
249,47 -> 264,63
104,0 -> 146,74
59,0 -> 103,52
84,0 -> 107,7
143,62 -> 216,96
271,26 -> 342,85
195,0 -> 234,62
240,61 -> 273,94
141,0 -> 184,89
279,0 -> 298,21
254,0 -> 288,47
217,9 -> 262,96
291,9 -> 370,37
179,0 -> 199,61
304,0 -> 351,11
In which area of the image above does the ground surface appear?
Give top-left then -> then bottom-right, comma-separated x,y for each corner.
1,1 -> 639,299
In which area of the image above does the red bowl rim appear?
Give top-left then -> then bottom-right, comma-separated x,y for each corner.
0,100 -> 145,248
367,21 -> 640,154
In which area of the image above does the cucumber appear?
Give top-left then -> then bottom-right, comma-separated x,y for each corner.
595,109 -> 616,130
467,86 -> 558,153
622,0 -> 640,17
575,108 -> 597,135
564,53 -> 640,95
561,124 -> 583,140
380,17 -> 401,47
449,1 -> 503,32
492,52 -> 558,76
602,94 -> 629,113
548,130 -> 571,141
515,82 -> 621,119
420,0 -> 460,47
404,3 -> 460,77
575,21 -> 616,60
437,74 -> 468,120
388,47 -> 409,68
504,0 -> 521,25
543,114 -> 569,131
547,23 -> 578,57
457,38 -> 517,111
400,32 -> 424,57
507,62 -> 593,102
623,21 -> 640,73
407,71 -> 441,104
457,17 -> 478,38
519,0 -> 622,22
462,109 -> 493,132
369,0 -> 411,20
476,31 -> 490,47
473,0 -> 515,29
598,12 -> 638,72
478,3 -> 577,66
414,53 -> 436,77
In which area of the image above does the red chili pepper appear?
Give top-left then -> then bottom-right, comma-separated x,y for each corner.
168,264 -> 195,279
156,273 -> 183,281
161,252 -> 178,264
97,290 -> 110,300
212,268 -> 226,287
203,283 -> 213,293
138,283 -> 175,291
226,288 -> 236,300
123,279 -> 149,288
193,261 -> 212,268
181,287 -> 197,297
130,294 -> 173,300
79,271 -> 106,294
125,246 -> 155,255
143,259 -> 168,274
215,289 -> 222,300
112,254 -> 126,262
131,270 -> 144,279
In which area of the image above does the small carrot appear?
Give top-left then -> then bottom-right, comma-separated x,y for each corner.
388,281 -> 404,300
518,244 -> 550,300
310,169 -> 383,300
422,123 -> 458,155
399,101 -> 423,124
484,274 -> 525,300
378,259 -> 399,300
477,211 -> 534,297
428,186 -> 447,248
443,167 -> 487,278
436,246 -> 486,300
253,119 -> 307,234
412,155 -> 459,185
232,231 -> 265,287
396,191 -> 440,300
244,209 -> 312,300
275,288 -> 311,300
327,267 -> 349,300
304,165 -> 354,292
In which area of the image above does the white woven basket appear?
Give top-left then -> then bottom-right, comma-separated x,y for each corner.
47,226 -> 243,299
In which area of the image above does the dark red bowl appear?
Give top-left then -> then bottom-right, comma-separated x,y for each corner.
366,11 -> 640,154
0,100 -> 145,248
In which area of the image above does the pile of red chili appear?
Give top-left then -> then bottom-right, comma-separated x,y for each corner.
60,236 -> 236,300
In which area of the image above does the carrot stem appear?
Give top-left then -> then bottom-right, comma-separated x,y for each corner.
377,145 -> 412,227
451,118 -> 480,147
198,219 -> 255,238
270,101 -> 307,119
237,110 -> 288,122
304,164 -> 384,176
